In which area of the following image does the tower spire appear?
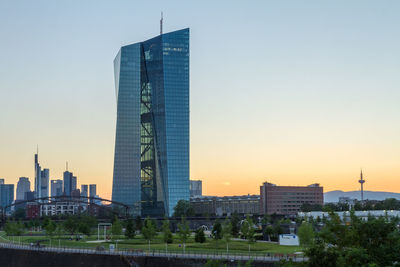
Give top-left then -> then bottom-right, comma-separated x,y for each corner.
160,12 -> 163,35
66,161 -> 68,172
358,168 -> 365,202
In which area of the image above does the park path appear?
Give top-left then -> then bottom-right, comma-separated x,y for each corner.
0,241 -> 306,263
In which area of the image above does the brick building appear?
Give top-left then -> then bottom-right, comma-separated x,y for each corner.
260,182 -> 323,216
26,202 -> 40,219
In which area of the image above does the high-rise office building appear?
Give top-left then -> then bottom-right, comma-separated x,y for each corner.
51,179 -> 63,197
89,184 -> 96,204
16,177 -> 31,200
190,180 -> 202,198
0,184 -> 14,212
71,189 -> 81,198
63,171 -> 74,196
72,176 -> 77,192
34,152 -> 49,200
81,184 -> 88,198
89,184 -> 96,198
112,28 -> 190,216
0,179 -> 4,185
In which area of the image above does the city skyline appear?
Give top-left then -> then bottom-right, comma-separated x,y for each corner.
1,1 -> 400,199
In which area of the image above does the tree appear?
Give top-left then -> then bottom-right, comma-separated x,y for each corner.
141,217 -> 157,252
44,218 -> 56,238
64,216 -> 79,235
125,219 -> 136,239
303,211 -> 400,266
230,211 -> 240,237
297,221 -> 314,248
211,220 -> 223,250
241,216 -> 255,252
173,200 -> 194,217
111,216 -> 123,237
135,216 -> 142,231
78,222 -> 91,237
195,227 -> 206,243
55,224 -> 64,240
204,260 -> 228,267
212,220 -> 222,240
79,216 -> 97,237
161,218 -> 173,252
261,214 -> 271,225
301,203 -> 323,212
272,223 -> 283,241
161,218 -> 173,243
177,217 -> 190,253
222,220 -> 232,253
4,221 -> 24,237
12,208 -> 26,220
264,225 -> 273,241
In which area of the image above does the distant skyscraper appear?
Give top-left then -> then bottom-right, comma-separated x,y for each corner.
89,184 -> 96,198
51,179 -> 63,197
0,179 -> 4,185
34,152 -> 49,200
16,177 -> 30,200
81,184 -> 88,198
0,184 -> 14,212
112,28 -> 190,216
63,171 -> 74,196
41,168 -> 49,199
89,184 -> 96,204
71,189 -> 81,198
72,176 -> 77,191
190,180 -> 202,198
25,191 -> 34,201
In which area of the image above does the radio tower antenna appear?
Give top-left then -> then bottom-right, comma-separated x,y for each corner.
160,12 -> 163,35
358,169 -> 365,202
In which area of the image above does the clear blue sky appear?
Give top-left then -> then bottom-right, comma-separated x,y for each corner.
0,1 -> 399,198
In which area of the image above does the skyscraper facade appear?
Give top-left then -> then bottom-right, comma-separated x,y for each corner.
34,153 -> 49,200
190,180 -> 202,198
72,176 -> 77,192
63,171 -> 73,196
112,28 -> 190,216
51,179 -> 63,197
89,184 -> 96,198
81,184 -> 88,198
0,184 -> 14,212
16,177 -> 31,200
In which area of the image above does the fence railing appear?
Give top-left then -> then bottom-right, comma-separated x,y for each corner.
0,239 -> 306,262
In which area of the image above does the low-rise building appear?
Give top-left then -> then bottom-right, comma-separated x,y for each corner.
191,195 -> 260,216
40,201 -> 85,216
260,182 -> 323,216
26,202 -> 40,219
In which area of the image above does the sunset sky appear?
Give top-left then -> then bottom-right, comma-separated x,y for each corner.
0,1 -> 399,200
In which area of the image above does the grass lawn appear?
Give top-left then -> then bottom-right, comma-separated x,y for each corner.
0,231 -> 301,255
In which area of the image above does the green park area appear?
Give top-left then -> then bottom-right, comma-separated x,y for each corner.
0,231 -> 299,255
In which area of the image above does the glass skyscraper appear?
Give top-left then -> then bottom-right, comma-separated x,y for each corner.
112,28 -> 190,216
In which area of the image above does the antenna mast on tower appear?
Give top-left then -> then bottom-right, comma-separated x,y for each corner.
358,169 -> 365,202
160,12 -> 163,35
